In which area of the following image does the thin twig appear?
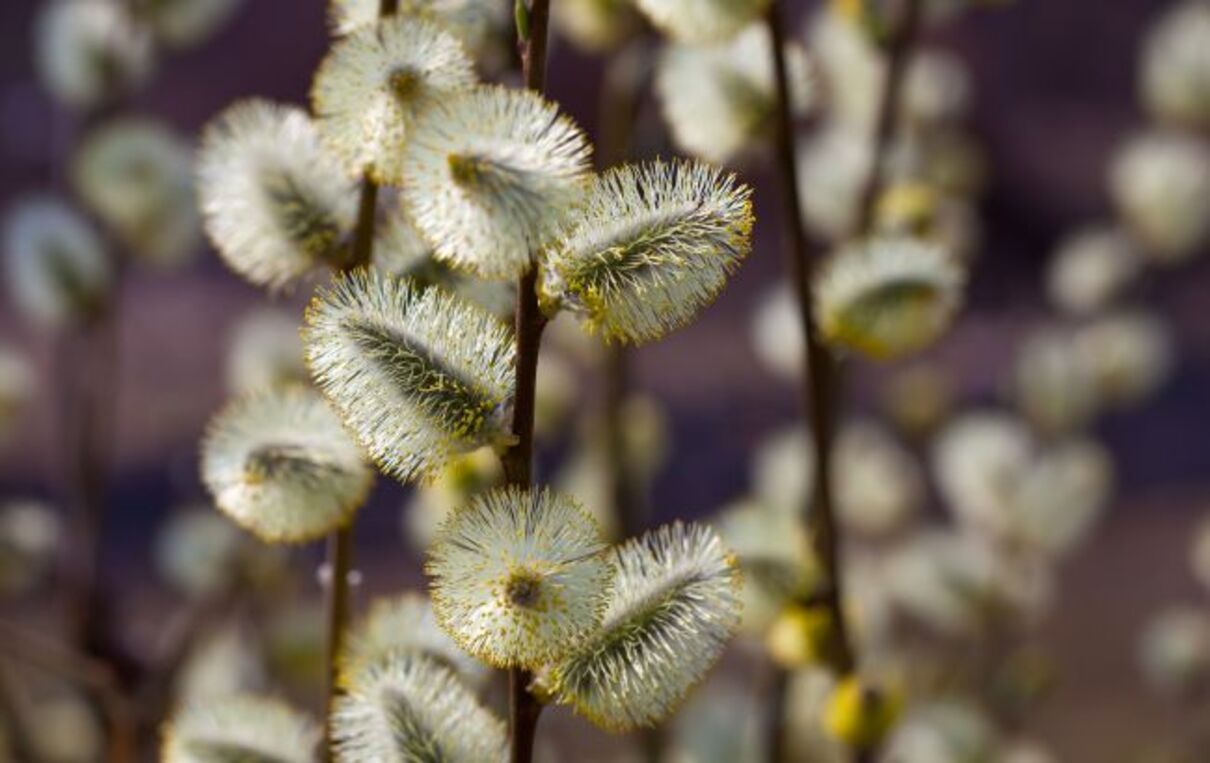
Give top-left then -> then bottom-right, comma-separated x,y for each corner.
502,0 -> 556,759
761,1 -> 926,761
854,0 -> 925,235
765,0 -> 855,677
319,5 -> 397,753
761,3 -> 855,761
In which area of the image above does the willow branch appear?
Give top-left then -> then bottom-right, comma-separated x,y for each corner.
765,0 -> 855,675
761,3 -> 855,760
855,0 -> 925,235
502,0 -> 555,760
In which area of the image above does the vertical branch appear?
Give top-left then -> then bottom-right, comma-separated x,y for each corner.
502,0 -> 555,760
855,0 -> 925,235
320,5 -> 398,757
762,3 -> 853,760
762,1 -> 925,760
765,1 -> 855,674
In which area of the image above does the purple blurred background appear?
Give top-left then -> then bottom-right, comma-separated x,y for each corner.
2,0 -> 1210,758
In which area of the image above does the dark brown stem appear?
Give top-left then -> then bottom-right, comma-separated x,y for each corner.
348,176 -> 379,271
323,526 -> 354,759
509,669 -> 542,763
501,269 -> 547,487
765,0 -> 855,677
320,6 -> 399,756
500,1 -> 554,760
762,664 -> 789,763
762,4 -> 856,761
854,0 -> 925,235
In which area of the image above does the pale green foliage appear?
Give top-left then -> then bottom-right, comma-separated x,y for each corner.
303,269 -> 516,483
341,592 -> 485,687
198,99 -> 356,290
427,486 -> 612,668
544,159 -> 753,344
814,236 -> 965,360
2,195 -> 112,327
200,386 -> 374,543
73,117 -> 200,266
311,15 -> 477,182
545,521 -> 742,732
400,85 -> 593,279
162,694 -> 319,763
333,653 -> 506,763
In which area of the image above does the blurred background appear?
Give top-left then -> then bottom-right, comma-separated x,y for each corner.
2,0 -> 1210,760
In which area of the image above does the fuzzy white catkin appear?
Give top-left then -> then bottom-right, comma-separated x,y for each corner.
73,117 -> 201,267
224,308 -> 308,395
655,24 -> 815,165
544,159 -> 753,344
1109,129 -> 1210,263
888,529 -> 1053,634
333,653 -> 507,762
153,505 -> 243,597
749,422 -> 921,536
882,700 -> 1000,763
814,236 -> 965,360
329,0 -> 511,71
162,694 -> 319,763
1046,225 -> 1142,316
341,592 -> 486,687
400,85 -> 593,279
1013,325 -> 1098,434
2,196 -> 111,328
198,99 -> 358,289
545,522 -> 742,732
797,124 -> 875,240
634,0 -> 769,44
933,412 -> 1112,559
750,286 -> 803,381
200,386 -> 374,543
303,270 -> 516,483
311,15 -> 477,182
35,0 -> 153,109
1141,1 -> 1210,131
1075,310 -> 1174,410
427,487 -> 611,669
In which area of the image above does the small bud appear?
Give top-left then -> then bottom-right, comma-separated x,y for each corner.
823,676 -> 903,751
